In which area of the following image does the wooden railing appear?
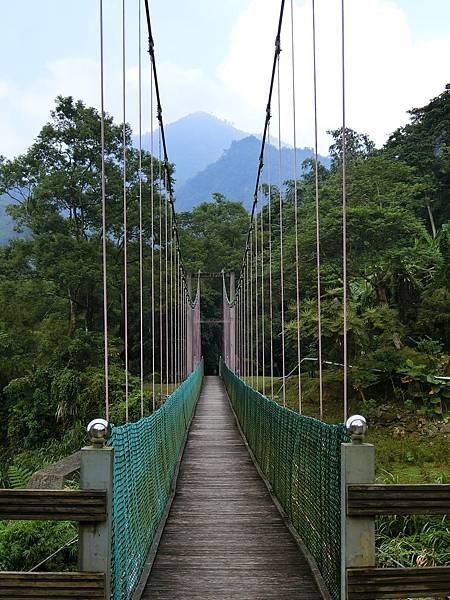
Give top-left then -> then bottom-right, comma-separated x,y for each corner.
342,434 -> 450,600
347,484 -> 450,516
0,489 -> 106,522
0,572 -> 106,599
0,441 -> 113,599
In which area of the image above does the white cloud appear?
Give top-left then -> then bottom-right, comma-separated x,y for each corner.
0,57 -> 240,157
1,0 -> 449,159
0,58 -> 100,157
217,0 -> 450,153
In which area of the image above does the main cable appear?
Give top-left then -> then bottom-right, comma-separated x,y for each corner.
143,0 -> 196,309
229,0 -> 286,308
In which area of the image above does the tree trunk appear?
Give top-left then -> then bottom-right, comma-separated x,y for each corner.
426,199 -> 437,238
68,288 -> 76,337
375,283 -> 389,306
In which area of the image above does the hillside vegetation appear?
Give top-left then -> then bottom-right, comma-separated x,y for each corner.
0,88 -> 449,573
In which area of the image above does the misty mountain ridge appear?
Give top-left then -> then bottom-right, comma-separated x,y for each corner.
0,194 -> 26,245
175,135 -> 330,212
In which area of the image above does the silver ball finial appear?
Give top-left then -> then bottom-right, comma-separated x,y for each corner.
87,418 -> 111,447
346,415 -> 368,444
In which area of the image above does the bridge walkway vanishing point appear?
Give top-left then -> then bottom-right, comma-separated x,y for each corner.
141,375 -> 322,600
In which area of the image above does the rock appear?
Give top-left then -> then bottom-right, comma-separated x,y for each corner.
392,426 -> 406,438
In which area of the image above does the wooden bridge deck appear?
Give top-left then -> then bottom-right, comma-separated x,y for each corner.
141,376 -> 322,600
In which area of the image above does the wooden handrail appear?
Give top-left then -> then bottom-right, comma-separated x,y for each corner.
347,484 -> 450,516
0,489 -> 107,522
0,572 -> 105,599
347,566 -> 450,599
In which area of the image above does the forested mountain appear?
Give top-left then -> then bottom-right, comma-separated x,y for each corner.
139,112 -> 248,186
175,135 -> 331,211
0,194 -> 24,245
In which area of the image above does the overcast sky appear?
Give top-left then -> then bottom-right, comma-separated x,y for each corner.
1,0 -> 449,158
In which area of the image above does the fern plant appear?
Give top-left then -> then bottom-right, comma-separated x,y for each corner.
7,465 -> 33,489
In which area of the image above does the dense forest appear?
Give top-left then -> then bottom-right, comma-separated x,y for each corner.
0,87 -> 449,571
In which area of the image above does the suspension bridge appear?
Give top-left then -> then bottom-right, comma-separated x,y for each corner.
0,0 -> 449,599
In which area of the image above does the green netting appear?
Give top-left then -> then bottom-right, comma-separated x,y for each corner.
109,361 -> 203,600
221,360 -> 349,600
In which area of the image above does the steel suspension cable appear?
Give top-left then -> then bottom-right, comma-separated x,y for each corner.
290,0 -> 302,413
150,67 -> 156,411
260,206 -> 265,395
255,216 -> 259,391
158,133 -> 163,397
246,255 -> 250,381
175,251 -> 178,385
312,0 -> 324,419
122,0 -> 129,421
277,56 -> 286,408
341,0 -> 348,421
99,0 -> 109,421
183,286 -> 187,378
242,284 -> 245,376
241,285 -> 244,376
170,214 -> 175,387
181,261 -> 184,378
250,233 -> 254,388
242,264 -> 247,379
237,288 -> 241,374
267,125 -> 274,399
164,175 -> 169,395
178,255 -> 182,382
138,0 -> 144,418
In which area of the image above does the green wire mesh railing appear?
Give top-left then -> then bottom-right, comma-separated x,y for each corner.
221,360 -> 349,600
109,361 -> 203,600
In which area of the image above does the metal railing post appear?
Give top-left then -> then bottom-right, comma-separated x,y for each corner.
79,419 -> 113,598
341,415 -> 375,600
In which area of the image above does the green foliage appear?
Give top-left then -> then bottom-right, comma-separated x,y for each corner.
399,359 -> 450,415
0,520 -> 77,571
376,514 -> 450,568
0,87 -> 449,576
7,465 -> 33,488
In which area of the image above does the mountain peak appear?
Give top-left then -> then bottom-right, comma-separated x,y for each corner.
140,112 -> 249,185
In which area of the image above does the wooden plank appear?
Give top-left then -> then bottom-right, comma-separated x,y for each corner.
347,567 -> 450,599
0,490 -> 106,522
0,572 -> 105,599
347,484 -> 450,516
140,376 -> 323,600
